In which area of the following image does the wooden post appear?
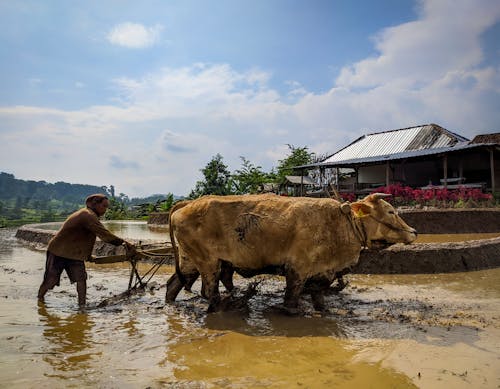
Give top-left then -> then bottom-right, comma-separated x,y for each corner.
459,157 -> 464,183
490,148 -> 496,193
354,167 -> 358,193
385,162 -> 390,187
443,155 -> 448,188
300,170 -> 304,196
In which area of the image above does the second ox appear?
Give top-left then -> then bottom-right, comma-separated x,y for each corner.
166,193 -> 417,312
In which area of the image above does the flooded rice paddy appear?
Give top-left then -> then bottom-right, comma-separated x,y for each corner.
1,224 -> 500,388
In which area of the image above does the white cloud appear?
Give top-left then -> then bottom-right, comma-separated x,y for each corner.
1,0 -> 499,197
107,22 -> 163,48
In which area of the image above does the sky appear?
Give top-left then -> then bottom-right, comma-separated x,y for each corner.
1,0 -> 499,197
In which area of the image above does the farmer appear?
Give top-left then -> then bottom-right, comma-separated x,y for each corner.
38,194 -> 136,307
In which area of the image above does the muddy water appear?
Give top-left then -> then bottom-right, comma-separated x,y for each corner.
416,232 -> 500,243
35,220 -> 170,241
1,226 -> 500,388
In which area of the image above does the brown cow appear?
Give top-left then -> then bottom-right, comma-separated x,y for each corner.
166,193 -> 417,312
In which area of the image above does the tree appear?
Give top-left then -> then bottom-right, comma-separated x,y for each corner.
189,154 -> 233,198
275,145 -> 315,184
104,196 -> 127,220
233,157 -> 269,194
157,193 -> 174,212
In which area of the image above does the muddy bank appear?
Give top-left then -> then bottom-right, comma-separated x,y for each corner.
356,237 -> 500,274
399,208 -> 500,234
147,212 -> 169,227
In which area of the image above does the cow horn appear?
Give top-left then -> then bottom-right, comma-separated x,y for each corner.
370,193 -> 392,201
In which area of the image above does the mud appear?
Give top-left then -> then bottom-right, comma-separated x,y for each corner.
1,226 -> 500,388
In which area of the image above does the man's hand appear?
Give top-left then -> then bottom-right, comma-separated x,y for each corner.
123,241 -> 137,257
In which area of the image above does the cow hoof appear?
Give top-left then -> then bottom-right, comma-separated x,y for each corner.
207,296 -> 221,313
282,305 -> 301,316
331,279 -> 349,293
207,303 -> 220,313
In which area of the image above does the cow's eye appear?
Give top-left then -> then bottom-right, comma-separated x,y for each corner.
388,210 -> 395,215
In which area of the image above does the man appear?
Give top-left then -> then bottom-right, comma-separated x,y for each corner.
38,194 -> 136,307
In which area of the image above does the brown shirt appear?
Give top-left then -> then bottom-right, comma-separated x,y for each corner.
47,208 -> 124,261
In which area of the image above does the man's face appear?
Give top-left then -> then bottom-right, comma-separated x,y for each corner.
94,199 -> 109,217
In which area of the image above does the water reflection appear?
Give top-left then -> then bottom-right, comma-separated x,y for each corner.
38,303 -> 95,373
205,309 -> 346,338
31,220 -> 169,241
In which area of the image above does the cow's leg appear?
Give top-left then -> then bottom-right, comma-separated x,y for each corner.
200,261 -> 222,312
305,275 -> 331,311
165,271 -> 199,302
284,267 -> 304,313
165,273 -> 184,302
220,261 -> 235,292
183,271 -> 200,292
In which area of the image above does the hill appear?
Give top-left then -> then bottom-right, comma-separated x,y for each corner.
0,172 -> 175,226
0,172 -> 108,205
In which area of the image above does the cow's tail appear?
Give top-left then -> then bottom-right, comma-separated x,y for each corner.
168,200 -> 191,286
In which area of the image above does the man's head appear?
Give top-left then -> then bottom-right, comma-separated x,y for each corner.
85,194 -> 110,217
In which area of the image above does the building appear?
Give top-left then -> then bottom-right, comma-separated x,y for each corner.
297,124 -> 500,195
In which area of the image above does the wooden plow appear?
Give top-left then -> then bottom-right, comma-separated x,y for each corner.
87,242 -> 174,307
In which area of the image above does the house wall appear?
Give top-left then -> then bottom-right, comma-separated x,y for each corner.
358,165 -> 387,184
401,160 -> 441,187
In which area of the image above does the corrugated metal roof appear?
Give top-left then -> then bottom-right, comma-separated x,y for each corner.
297,142 -> 498,169
323,124 -> 468,164
471,133 -> 500,144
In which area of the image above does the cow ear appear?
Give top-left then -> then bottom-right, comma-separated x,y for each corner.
367,193 -> 392,202
351,201 -> 373,218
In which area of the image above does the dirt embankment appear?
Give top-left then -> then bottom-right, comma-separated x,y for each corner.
355,208 -> 500,274
398,208 -> 500,234
147,212 -> 169,226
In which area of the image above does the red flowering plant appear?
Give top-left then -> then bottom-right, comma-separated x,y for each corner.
363,184 -> 495,208
340,192 -> 356,202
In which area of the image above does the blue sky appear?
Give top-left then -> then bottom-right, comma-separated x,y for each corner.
1,0 -> 499,197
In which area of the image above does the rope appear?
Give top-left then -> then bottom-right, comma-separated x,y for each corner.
345,211 -> 368,248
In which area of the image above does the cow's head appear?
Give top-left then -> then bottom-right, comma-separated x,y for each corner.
351,193 -> 417,249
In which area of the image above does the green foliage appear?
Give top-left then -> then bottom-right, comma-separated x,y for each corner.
187,146 -> 315,197
232,157 -> 270,194
275,145 -> 314,184
157,193 -> 174,212
104,197 -> 127,220
189,154 -> 234,198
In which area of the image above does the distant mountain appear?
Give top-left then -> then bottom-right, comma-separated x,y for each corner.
0,172 -> 107,204
0,172 -> 176,206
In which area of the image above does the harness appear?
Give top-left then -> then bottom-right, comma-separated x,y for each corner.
345,210 -> 368,248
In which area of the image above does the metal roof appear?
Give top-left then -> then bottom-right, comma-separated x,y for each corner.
298,142 -> 499,169
323,124 -> 468,164
294,124 -> 500,170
